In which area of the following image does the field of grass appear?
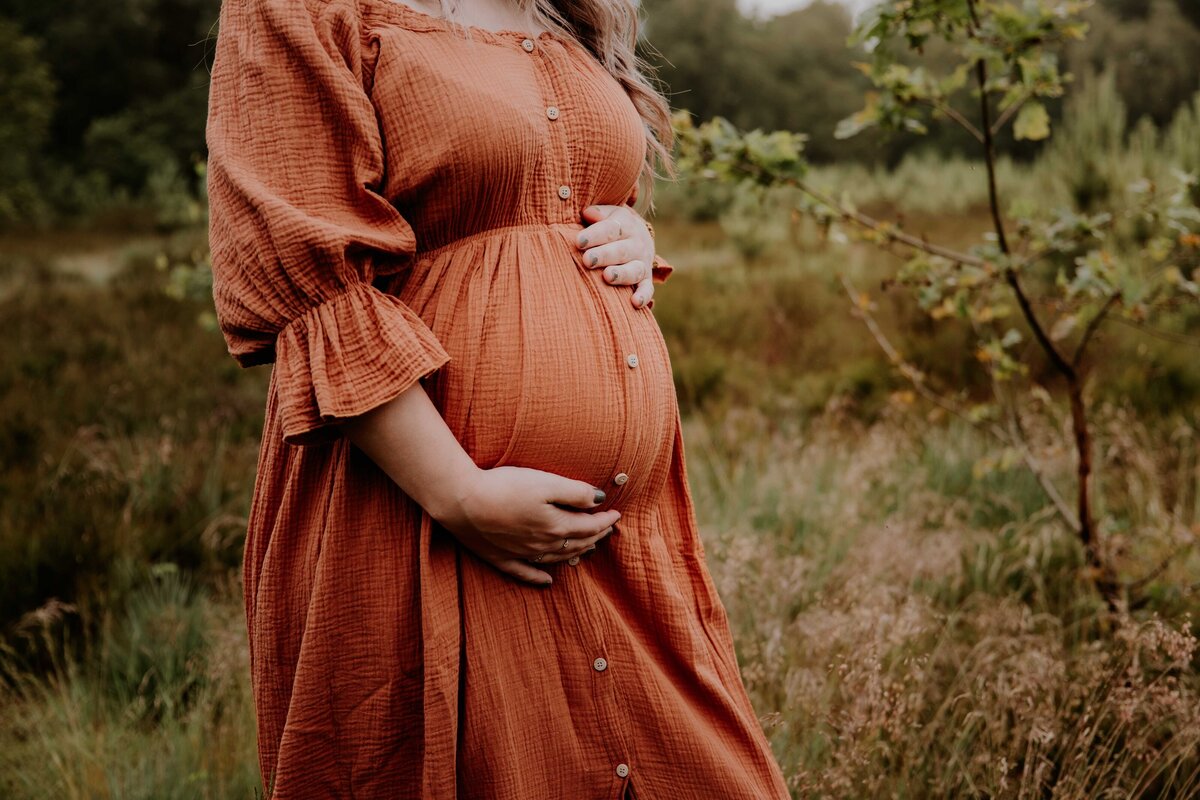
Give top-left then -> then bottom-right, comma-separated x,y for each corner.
1,156 -> 1199,797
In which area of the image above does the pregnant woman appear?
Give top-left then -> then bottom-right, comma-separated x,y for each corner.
205,0 -> 791,797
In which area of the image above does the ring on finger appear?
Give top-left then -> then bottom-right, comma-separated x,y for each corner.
560,538 -> 570,550
532,551 -> 548,563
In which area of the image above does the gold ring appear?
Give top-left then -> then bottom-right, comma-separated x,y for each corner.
560,538 -> 570,550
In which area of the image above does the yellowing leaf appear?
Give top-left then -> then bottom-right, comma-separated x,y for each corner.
1014,101 -> 1051,141
1050,314 -> 1077,341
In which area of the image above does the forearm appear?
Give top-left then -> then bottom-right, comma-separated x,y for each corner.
340,380 -> 480,520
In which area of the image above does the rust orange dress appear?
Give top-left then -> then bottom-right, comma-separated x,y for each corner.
205,0 -> 791,797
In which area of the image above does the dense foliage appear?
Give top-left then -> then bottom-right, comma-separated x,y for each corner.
1,0 -> 1199,228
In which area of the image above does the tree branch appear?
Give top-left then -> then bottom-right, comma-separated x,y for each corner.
1071,292 -> 1122,369
1127,537 -> 1198,593
968,313 -> 1081,531
990,92 -> 1030,137
919,98 -> 985,143
1108,315 -> 1200,347
840,274 -> 1081,532
792,180 -> 987,267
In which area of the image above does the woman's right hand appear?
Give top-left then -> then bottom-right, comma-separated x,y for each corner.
433,465 -> 620,586
340,381 -> 618,587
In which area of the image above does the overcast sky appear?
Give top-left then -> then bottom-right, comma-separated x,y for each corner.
738,0 -> 874,21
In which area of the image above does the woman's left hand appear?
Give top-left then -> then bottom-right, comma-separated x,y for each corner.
575,204 -> 656,309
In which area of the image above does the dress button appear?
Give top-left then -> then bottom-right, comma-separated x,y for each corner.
615,763 -> 630,778
568,555 -> 581,566
521,38 -> 535,51
625,353 -> 639,368
558,184 -> 572,200
592,656 -> 608,672
613,472 -> 629,486
546,105 -> 560,120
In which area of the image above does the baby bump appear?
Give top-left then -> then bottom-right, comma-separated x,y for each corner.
393,228 -> 678,504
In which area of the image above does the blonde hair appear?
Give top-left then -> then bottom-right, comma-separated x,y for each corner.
432,0 -> 677,214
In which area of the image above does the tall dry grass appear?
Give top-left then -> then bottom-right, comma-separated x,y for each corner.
687,405 -> 1200,797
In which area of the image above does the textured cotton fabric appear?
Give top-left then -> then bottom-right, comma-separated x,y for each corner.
205,0 -> 791,797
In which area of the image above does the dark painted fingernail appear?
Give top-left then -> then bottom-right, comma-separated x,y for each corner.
590,254 -> 598,266
593,488 -> 606,504
587,544 -> 598,552
578,235 -> 588,247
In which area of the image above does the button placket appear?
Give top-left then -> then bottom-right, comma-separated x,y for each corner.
522,40 -> 640,784
525,43 -> 575,221
607,346 -> 641,494
554,564 -> 627,788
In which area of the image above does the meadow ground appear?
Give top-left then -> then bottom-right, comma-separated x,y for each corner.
1,172 -> 1198,797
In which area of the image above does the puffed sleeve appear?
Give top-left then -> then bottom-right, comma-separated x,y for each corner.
205,0 -> 450,447
624,182 -> 674,285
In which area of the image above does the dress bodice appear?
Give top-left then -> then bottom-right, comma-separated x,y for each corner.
360,0 -> 647,255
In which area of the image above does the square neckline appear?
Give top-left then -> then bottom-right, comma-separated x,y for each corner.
365,0 -> 562,46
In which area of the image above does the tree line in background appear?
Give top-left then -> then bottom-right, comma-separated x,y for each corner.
0,0 -> 1198,230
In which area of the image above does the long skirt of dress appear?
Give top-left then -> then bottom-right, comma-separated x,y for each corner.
241,225 -> 792,799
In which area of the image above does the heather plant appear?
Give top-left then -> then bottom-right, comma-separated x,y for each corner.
674,0 -> 1200,611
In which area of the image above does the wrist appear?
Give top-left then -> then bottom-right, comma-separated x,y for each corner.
424,457 -> 483,524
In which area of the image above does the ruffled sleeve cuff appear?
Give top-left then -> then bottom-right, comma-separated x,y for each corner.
272,283 -> 451,446
651,254 -> 674,284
